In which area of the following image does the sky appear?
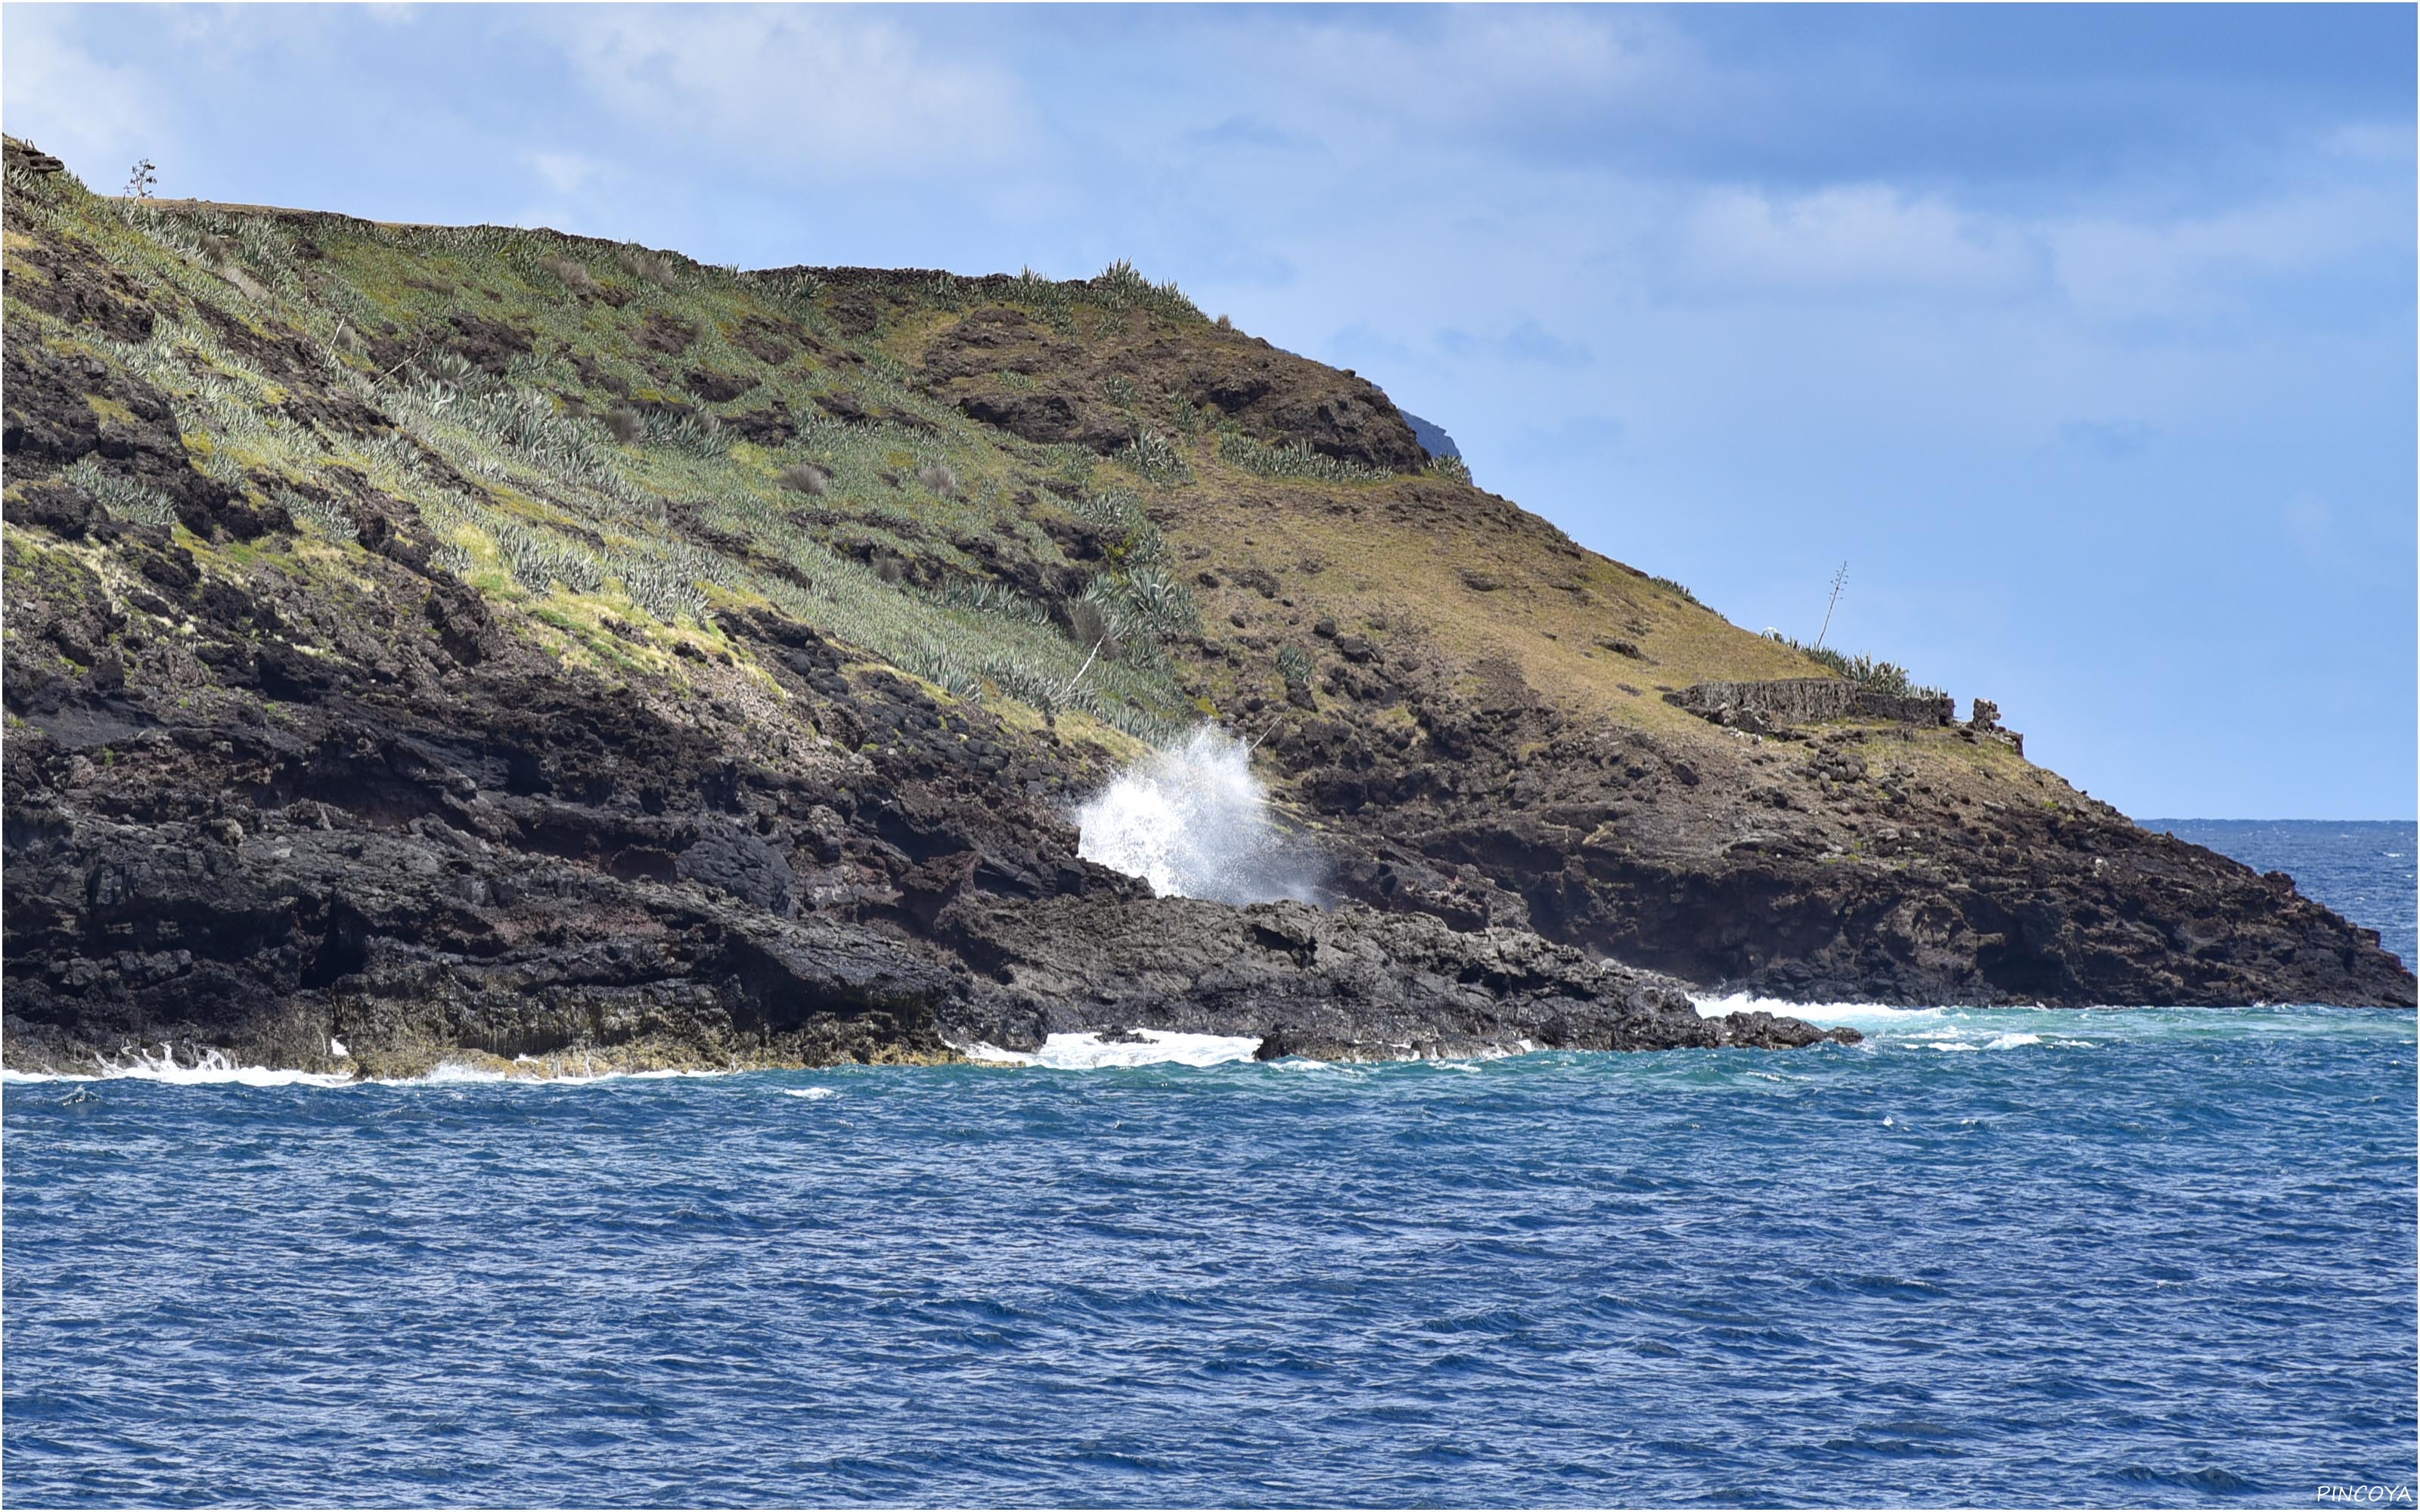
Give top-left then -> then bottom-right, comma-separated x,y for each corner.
5,3 -> 2412,818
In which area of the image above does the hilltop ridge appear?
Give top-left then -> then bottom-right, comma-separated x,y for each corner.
3,138 -> 2408,1074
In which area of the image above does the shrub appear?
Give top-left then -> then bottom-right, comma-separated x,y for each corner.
913,460 -> 960,497
1276,643 -> 1313,688
614,246 -> 678,288
1649,574 -> 1701,607
1090,259 -> 1204,323
602,407 -> 642,443
779,461 -> 831,497
640,410 -> 726,458
1767,633 -> 1947,701
1117,429 -> 1190,485
1427,454 -> 1472,486
1066,597 -> 1118,655
539,254 -> 600,297
1117,565 -> 1196,637
61,457 -> 176,528
276,485 -> 355,541
1218,432 -> 1392,484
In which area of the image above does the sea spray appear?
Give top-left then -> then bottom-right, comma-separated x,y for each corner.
1075,726 -> 1321,904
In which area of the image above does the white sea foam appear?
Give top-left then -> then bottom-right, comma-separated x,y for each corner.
955,1028 -> 1263,1070
0,1044 -> 746,1089
1691,992 -> 1942,1028
70,1045 -> 359,1087
1985,1032 -> 2044,1050
781,1086 -> 839,1100
1075,726 -> 1319,904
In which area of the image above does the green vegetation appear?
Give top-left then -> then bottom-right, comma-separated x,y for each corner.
1218,432 -> 1395,485
1,167 -> 1236,742
1768,633 -> 1945,700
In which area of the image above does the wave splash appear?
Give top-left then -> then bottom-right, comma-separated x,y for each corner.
0,1044 -> 743,1089
954,1030 -> 1264,1070
1075,727 -> 1320,905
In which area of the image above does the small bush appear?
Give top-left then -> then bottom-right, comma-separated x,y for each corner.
1218,432 -> 1392,484
602,407 -> 642,443
1768,633 -> 1947,701
1090,259 -> 1205,324
540,255 -> 600,297
1276,643 -> 1313,688
1117,429 -> 1190,485
61,457 -> 177,528
1427,454 -> 1472,486
1066,597 -> 1118,655
641,410 -> 725,458
779,461 -> 831,497
913,460 -> 960,497
614,246 -> 678,288
1649,574 -> 1701,607
1104,375 -> 1137,407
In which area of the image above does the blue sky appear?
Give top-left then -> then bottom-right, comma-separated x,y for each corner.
7,4 -> 2412,818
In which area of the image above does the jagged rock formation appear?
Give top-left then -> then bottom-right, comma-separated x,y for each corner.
2,140 -> 2407,1075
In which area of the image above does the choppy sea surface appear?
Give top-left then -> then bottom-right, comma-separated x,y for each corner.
5,823 -> 2414,1507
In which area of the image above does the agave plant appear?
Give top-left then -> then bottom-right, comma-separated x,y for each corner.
1117,429 -> 1190,485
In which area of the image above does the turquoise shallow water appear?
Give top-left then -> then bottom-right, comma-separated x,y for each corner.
3,825 -> 2414,1507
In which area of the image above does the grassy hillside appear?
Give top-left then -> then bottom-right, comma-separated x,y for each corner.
2,141 -> 1877,766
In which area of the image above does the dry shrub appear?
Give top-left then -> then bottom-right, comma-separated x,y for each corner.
1066,599 -> 1120,657
615,246 -> 677,288
541,255 -> 600,296
779,462 -> 831,497
914,460 -> 960,497
602,406 -> 641,443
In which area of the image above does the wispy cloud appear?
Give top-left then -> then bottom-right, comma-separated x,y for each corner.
1652,184 -> 2047,302
0,7 -> 169,187
550,7 -> 1032,175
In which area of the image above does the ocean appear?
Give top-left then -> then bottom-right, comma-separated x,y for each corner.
5,822 -> 2413,1507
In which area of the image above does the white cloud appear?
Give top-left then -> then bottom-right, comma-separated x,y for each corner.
527,150 -> 602,197
0,7 -> 170,187
1655,184 -> 2047,301
1288,8 -> 1675,131
2046,187 -> 2412,319
550,8 -> 1030,175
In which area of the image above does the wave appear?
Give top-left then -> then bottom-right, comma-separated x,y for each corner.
0,1043 -> 748,1089
952,1029 -> 1264,1070
1692,992 -> 1946,1027
3,1045 -> 357,1089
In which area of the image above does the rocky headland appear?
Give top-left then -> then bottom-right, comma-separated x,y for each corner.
3,138 -> 2408,1077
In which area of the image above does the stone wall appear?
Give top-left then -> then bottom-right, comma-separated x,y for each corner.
1668,678 -> 1955,730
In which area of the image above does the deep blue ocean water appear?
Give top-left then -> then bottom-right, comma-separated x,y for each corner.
5,823 -> 2414,1508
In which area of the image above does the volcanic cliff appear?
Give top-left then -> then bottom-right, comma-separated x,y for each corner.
3,139 -> 2408,1076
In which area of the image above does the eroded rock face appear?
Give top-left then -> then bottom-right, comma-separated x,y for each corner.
0,581 -> 1851,1074
933,893 -> 1855,1060
1258,671 -> 2416,1009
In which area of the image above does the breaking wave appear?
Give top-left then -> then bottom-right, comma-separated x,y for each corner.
952,1029 -> 1263,1070
1075,726 -> 1320,905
